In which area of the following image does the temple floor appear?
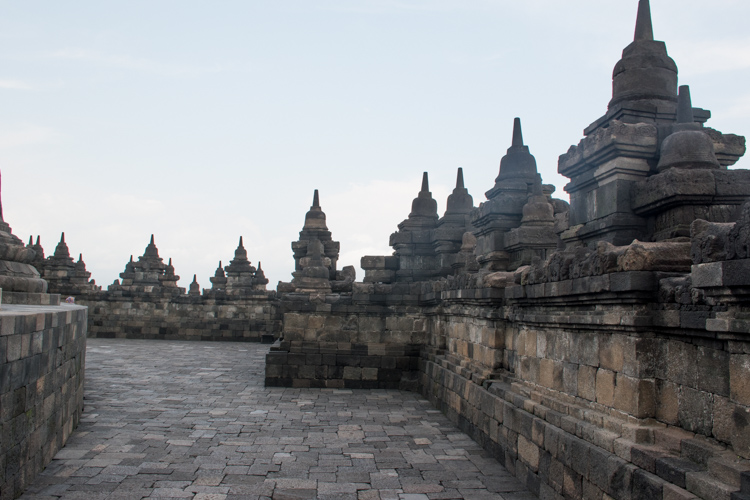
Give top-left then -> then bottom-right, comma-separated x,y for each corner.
19,339 -> 535,500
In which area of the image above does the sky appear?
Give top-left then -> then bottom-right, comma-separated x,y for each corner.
2,0 -> 750,289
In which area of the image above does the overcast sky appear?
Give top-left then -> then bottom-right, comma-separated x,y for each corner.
2,0 -> 749,289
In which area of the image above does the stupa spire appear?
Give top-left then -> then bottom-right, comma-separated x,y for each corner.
634,0 -> 654,42
312,189 -> 320,208
512,117 -> 524,147
676,85 -> 694,124
420,172 -> 429,193
456,168 -> 465,189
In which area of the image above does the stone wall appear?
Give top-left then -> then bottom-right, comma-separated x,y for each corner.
267,263 -> 750,499
81,292 -> 281,342
265,286 -> 428,389
416,271 -> 750,500
0,304 -> 87,500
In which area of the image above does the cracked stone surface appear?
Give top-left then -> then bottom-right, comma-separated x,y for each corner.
20,339 -> 534,500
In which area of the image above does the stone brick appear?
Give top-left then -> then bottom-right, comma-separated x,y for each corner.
657,379 -> 680,425
663,483 -> 699,500
540,359 -> 563,391
563,466 -> 582,499
679,387 -> 714,436
730,354 -> 750,406
578,364 -> 597,401
599,335 -> 623,372
614,374 -> 655,418
596,369 -> 615,407
518,434 -> 540,472
732,406 -> 750,459
562,362 -> 578,396
634,469 -> 664,499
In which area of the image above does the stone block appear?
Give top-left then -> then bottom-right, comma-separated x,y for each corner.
712,395 -> 735,445
663,483 -> 700,500
656,379 -> 680,425
668,340 -> 698,388
655,457 -> 704,489
525,330 -> 538,360
685,471 -> 738,500
732,406 -> 750,459
562,362 -> 578,396
635,337 -> 665,379
614,374 -> 655,418
520,356 -> 540,384
578,365 -> 597,401
599,335 -> 623,372
730,354 -> 750,406
518,434 -> 540,472
563,466 -> 583,499
540,359 -> 564,392
633,469 -> 665,499
596,369 -> 615,407
679,387 -> 714,436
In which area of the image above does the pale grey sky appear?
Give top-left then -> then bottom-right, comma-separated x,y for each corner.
2,1 -> 749,288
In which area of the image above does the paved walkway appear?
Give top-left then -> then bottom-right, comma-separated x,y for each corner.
21,339 -> 534,500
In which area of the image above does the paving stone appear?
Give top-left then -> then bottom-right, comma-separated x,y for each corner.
18,339 -> 531,499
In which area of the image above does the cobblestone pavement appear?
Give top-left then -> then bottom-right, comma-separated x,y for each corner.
21,339 -> 535,500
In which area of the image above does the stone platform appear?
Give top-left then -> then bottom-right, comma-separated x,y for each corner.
19,339 -> 534,500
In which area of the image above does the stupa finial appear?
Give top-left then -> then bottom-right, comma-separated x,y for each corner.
60,232 -> 66,243
239,236 -> 244,248
512,117 -> 524,147
312,189 -> 320,208
676,85 -> 694,124
634,0 -> 654,42
150,234 -> 154,245
420,172 -> 429,193
456,168 -> 465,189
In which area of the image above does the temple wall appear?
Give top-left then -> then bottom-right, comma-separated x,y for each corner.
417,274 -> 750,500
80,292 -> 281,342
0,304 -> 87,499
267,270 -> 750,499
265,286 -> 428,389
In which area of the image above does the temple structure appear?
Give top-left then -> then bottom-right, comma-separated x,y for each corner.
8,1 -> 750,499
31,235 -> 281,342
266,2 -> 750,499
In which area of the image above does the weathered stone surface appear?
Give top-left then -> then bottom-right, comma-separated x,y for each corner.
0,304 -> 87,499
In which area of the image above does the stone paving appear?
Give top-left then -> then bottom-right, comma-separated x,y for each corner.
20,339 -> 535,500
